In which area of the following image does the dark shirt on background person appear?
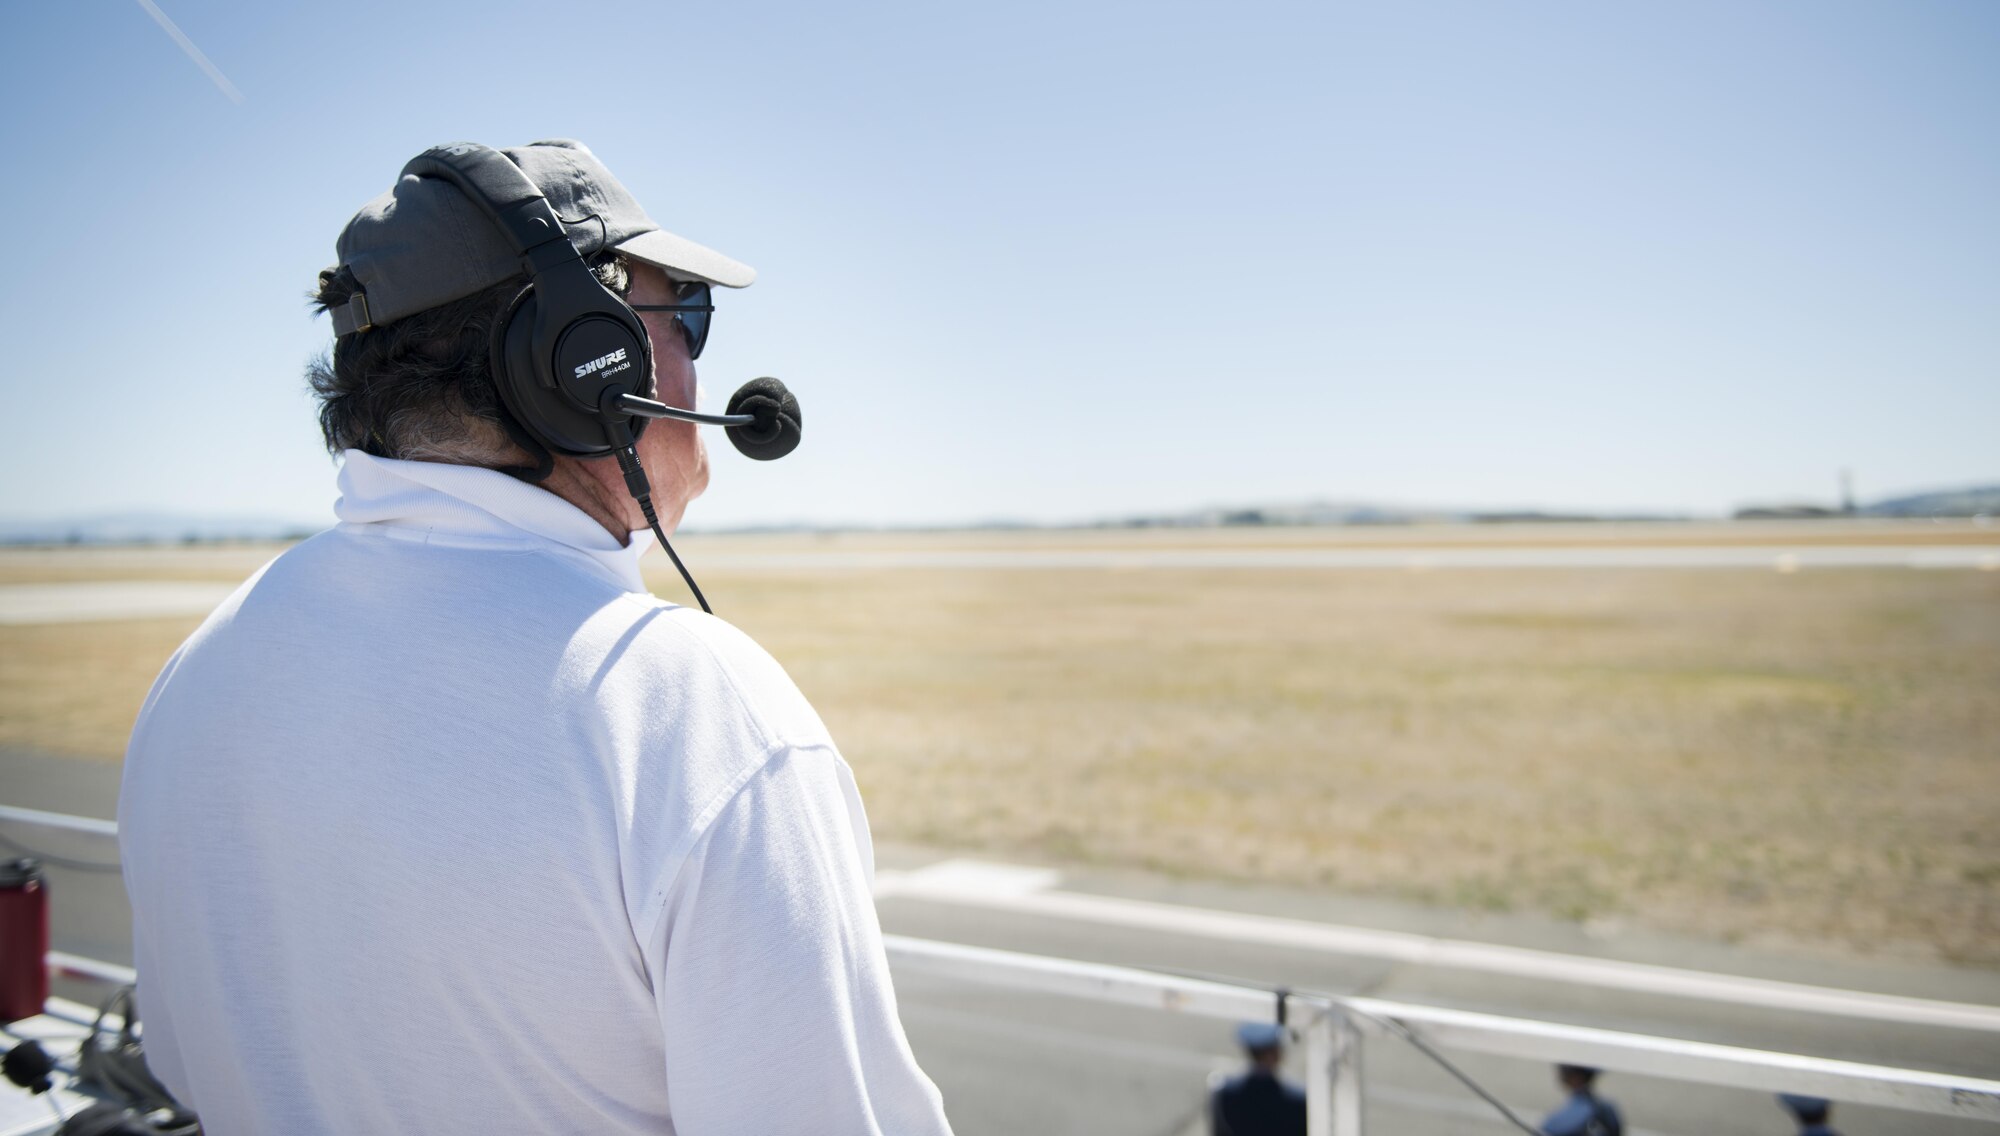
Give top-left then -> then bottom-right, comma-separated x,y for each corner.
1779,1093 -> 1841,1136
1211,1023 -> 1307,1136
1212,1070 -> 1306,1136
1541,1065 -> 1623,1136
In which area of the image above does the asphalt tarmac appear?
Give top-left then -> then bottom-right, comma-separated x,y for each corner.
5,745 -> 1997,1135
4,540 -> 1999,624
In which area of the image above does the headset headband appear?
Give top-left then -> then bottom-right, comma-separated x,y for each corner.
400,144 -> 584,276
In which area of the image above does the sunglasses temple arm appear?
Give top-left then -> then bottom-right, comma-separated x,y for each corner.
615,392 -> 755,427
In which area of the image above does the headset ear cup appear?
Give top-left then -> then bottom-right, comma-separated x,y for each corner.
487,281 -> 623,458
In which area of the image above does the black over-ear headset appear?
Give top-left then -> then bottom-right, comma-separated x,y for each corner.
400,142 -> 803,613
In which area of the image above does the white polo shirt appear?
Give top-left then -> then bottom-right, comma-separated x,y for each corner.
118,451 -> 952,1136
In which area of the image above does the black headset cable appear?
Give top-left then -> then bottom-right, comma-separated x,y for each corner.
612,438 -> 713,615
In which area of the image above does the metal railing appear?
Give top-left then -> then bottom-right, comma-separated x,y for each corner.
0,804 -> 119,838
10,803 -> 2000,1134
883,935 -> 2000,1134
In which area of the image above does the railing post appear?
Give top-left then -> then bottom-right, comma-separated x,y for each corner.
1305,1007 -> 1364,1136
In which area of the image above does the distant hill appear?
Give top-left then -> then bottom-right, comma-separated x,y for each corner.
1863,485 -> 2000,518
1734,484 -> 2000,521
1092,500 -> 1689,529
1098,500 -> 1470,528
4,482 -> 1994,544
0,512 -> 322,545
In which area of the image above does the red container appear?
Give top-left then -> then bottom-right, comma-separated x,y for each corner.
0,858 -> 49,1024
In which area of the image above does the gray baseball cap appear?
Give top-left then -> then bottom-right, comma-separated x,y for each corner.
329,139 -> 754,335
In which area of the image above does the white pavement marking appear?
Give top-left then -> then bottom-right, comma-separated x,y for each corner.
0,582 -> 233,624
698,545 -> 2000,571
877,859 -> 2000,1033
876,860 -> 1061,898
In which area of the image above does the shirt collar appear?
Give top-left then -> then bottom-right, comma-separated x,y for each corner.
333,450 -> 654,593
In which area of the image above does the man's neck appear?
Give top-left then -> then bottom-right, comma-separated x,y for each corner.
538,457 -> 638,544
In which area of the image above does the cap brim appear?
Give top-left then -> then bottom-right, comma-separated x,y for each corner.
615,228 -> 756,288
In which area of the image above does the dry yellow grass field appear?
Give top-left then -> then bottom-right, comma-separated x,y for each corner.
3,525 -> 1997,964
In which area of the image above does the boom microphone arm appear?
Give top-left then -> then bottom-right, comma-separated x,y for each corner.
612,378 -> 803,463
613,393 -> 754,428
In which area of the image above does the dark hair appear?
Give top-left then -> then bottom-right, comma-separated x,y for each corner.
305,255 -> 629,472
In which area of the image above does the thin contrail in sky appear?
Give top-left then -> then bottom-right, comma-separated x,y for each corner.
132,0 -> 245,104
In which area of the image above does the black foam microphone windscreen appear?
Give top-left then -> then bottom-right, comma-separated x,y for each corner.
724,377 -> 803,461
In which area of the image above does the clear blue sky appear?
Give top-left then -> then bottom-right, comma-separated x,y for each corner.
3,0 -> 1995,528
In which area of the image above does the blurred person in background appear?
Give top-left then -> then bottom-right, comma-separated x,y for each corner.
117,139 -> 951,1136
1778,1093 -> 1841,1135
1540,1064 -> 1623,1136
1211,1021 -> 1306,1136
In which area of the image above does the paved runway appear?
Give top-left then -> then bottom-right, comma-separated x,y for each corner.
694,544 -> 2000,572
0,581 -> 237,624
4,542 -> 1997,625
5,746 -> 1997,1135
